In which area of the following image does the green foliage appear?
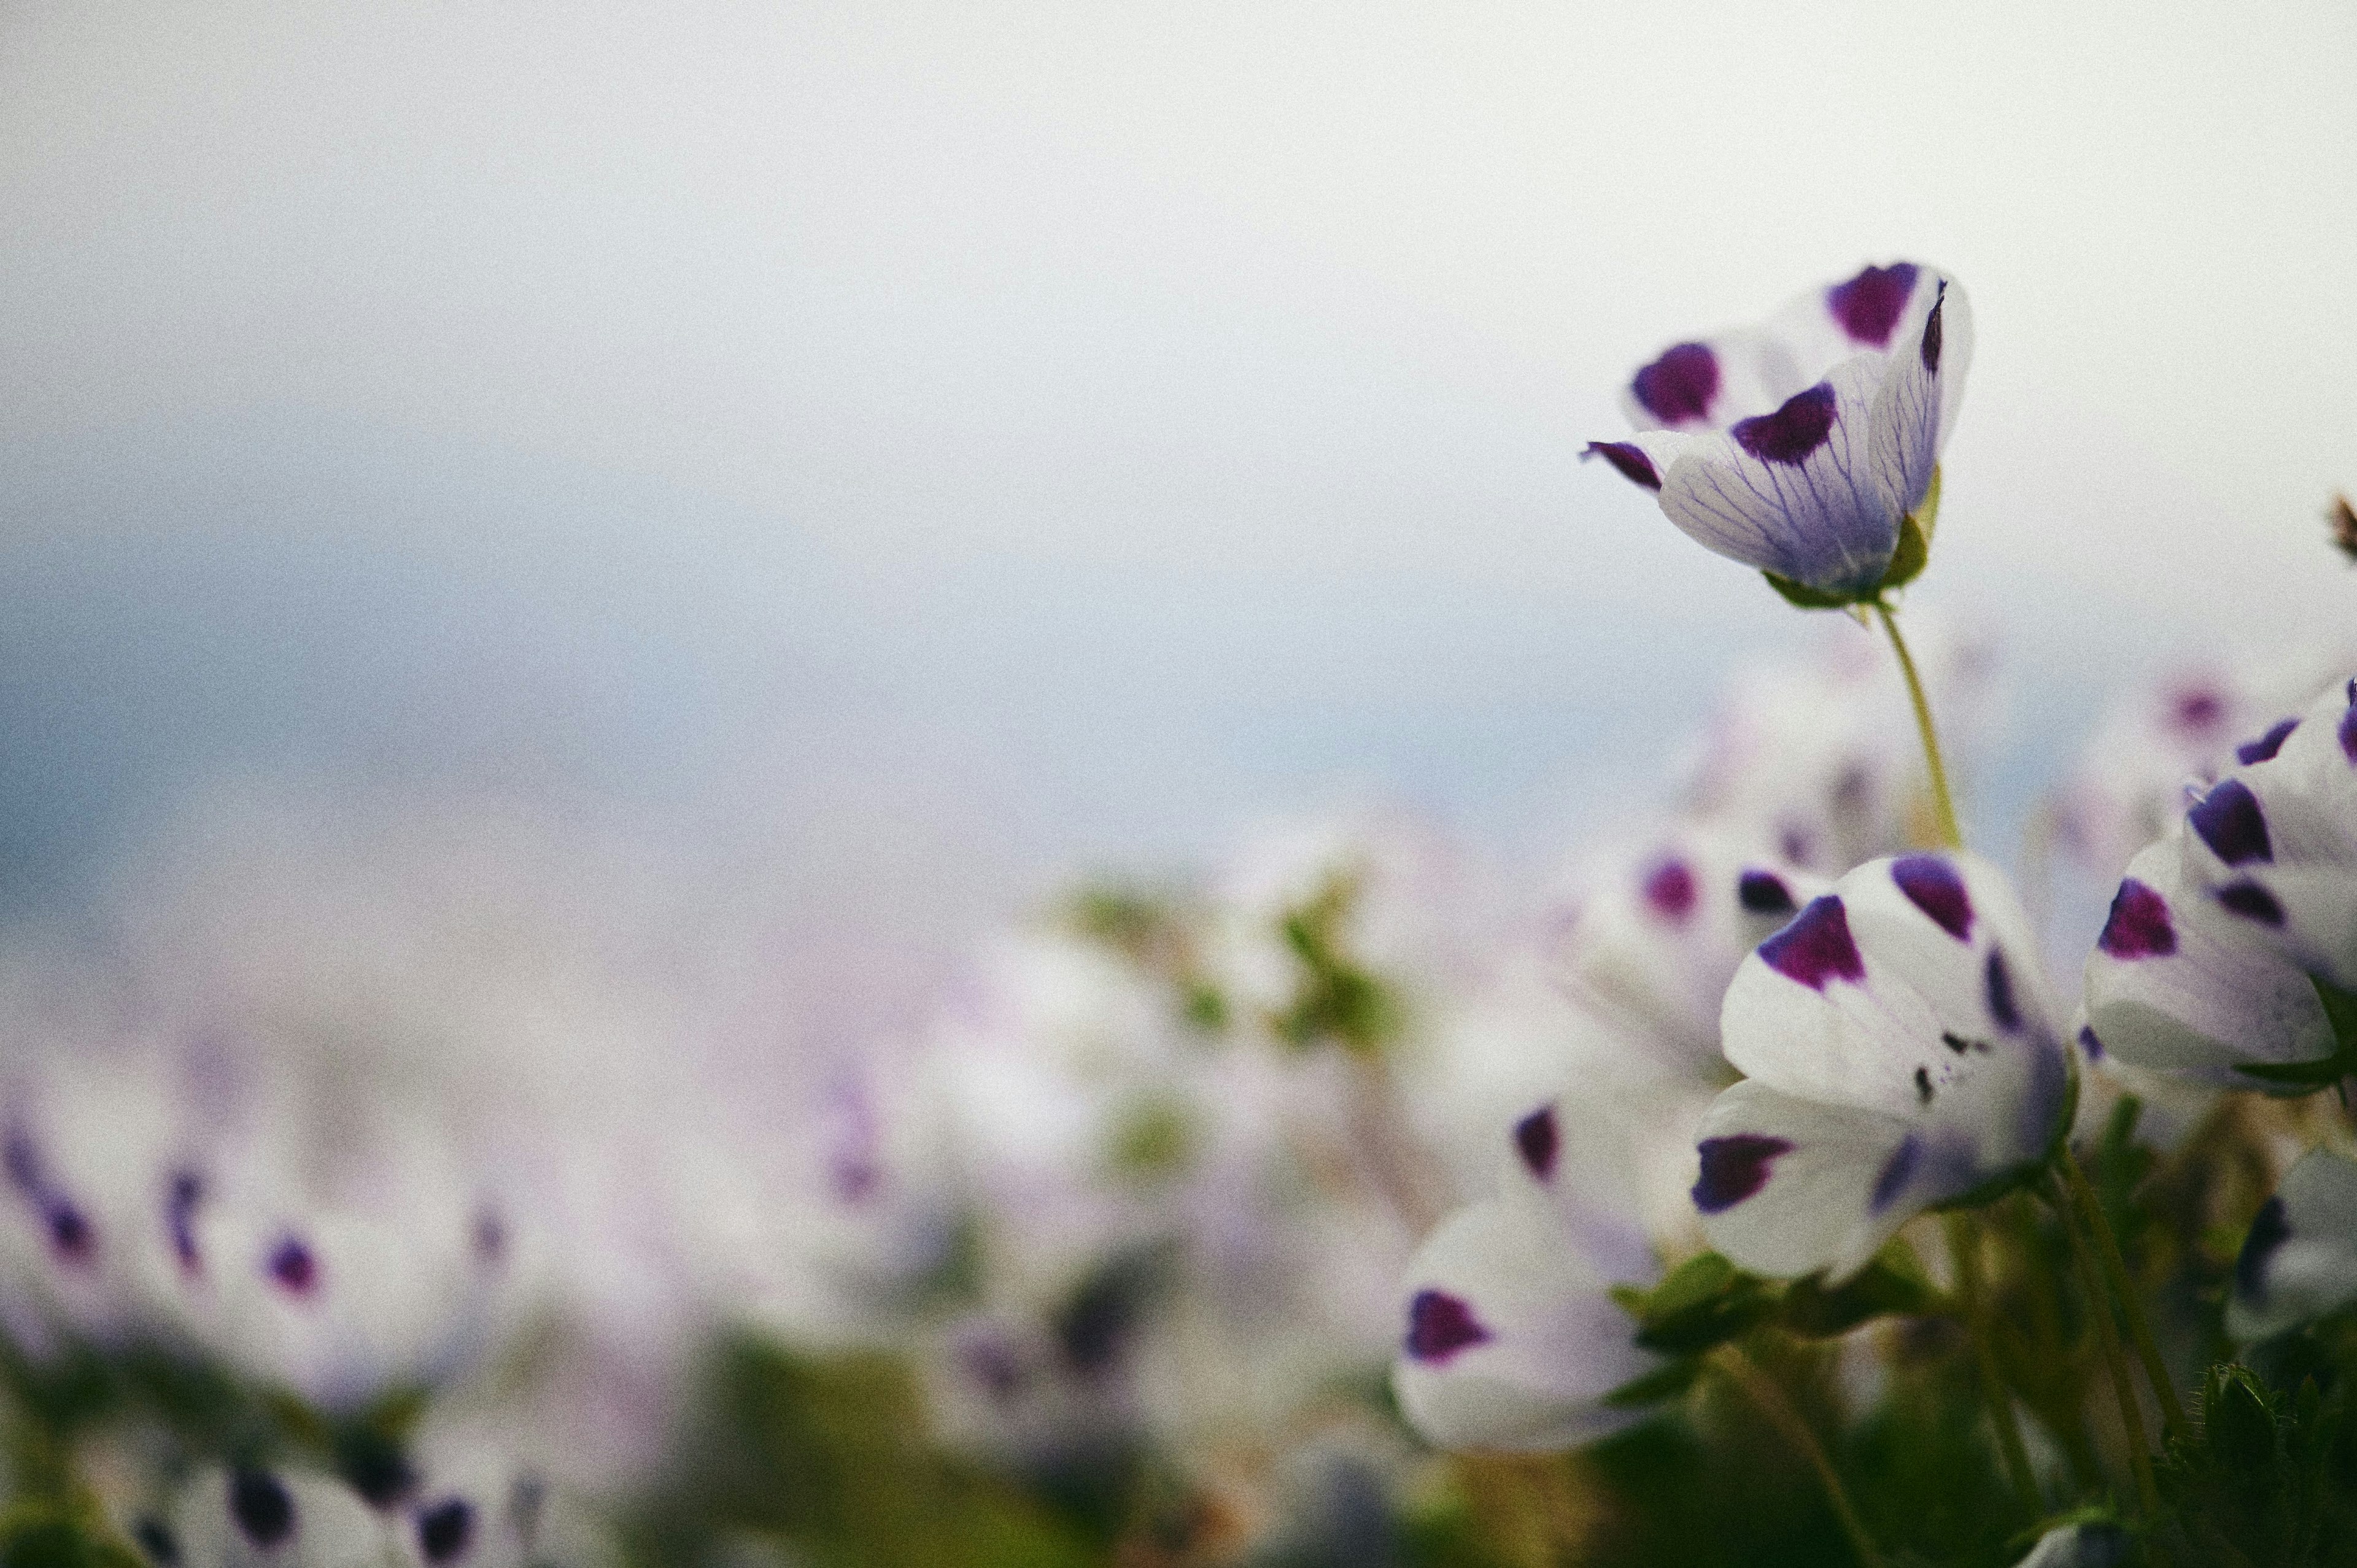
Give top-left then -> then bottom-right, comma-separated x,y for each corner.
2156,1363 -> 2352,1565
0,1505 -> 143,1568
1272,873 -> 1404,1056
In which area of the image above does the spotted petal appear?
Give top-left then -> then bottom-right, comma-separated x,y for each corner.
1865,277 -> 1972,522
1392,1181 -> 1659,1451
1654,357 -> 1905,598
2226,1148 -> 2357,1342
1763,263 -> 1972,457
2082,828 -> 2335,1092
1698,853 -> 2070,1278
2184,679 -> 2357,990
1619,330 -> 1814,433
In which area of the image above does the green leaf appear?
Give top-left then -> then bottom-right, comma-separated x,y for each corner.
1620,1253 -> 1778,1356
1602,1357 -> 1705,1409
1760,571 -> 1860,610
1778,1251 -> 1941,1338
1877,511 -> 1930,592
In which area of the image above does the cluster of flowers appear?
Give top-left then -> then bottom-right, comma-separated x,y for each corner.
1,263 -> 2351,1568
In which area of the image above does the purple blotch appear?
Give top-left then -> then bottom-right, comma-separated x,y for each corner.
1870,1134 -> 1921,1213
1984,949 -> 2022,1032
1732,383 -> 1839,466
1631,342 -> 1720,426
1738,870 -> 1797,917
2341,700 -> 2357,764
2097,879 -> 2177,960
417,1499 -> 474,1565
471,1206 -> 506,1266
1827,263 -> 1920,347
1644,859 -> 1697,924
2217,881 -> 2285,927
1758,896 -> 1865,991
45,1201 -> 93,1264
1912,1066 -> 1933,1105
1919,284 -> 1946,371
167,1171 -> 203,1274
1693,1134 -> 1795,1213
960,1336 -> 1028,1401
2077,1024 -> 2106,1062
1942,1030 -> 1989,1056
230,1470 -> 295,1550
2170,687 -> 2224,736
1891,855 -> 1974,941
266,1235 -> 319,1297
1514,1105 -> 1560,1182
2234,1195 -> 2291,1307
1405,1289 -> 1492,1364
2237,718 -> 2299,765
1582,441 -> 1662,491
4,1132 -> 42,1197
2189,779 -> 2273,867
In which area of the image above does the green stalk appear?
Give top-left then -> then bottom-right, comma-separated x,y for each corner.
1945,1212 -> 2040,1514
2062,1147 -> 2188,1441
1873,602 -> 1962,851
2051,1172 -> 2160,1518
1717,1348 -> 1886,1568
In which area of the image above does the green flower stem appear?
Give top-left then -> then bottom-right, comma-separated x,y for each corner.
1944,1212 -> 2040,1515
2049,1170 -> 2159,1519
1873,603 -> 1962,852
2061,1146 -> 2189,1441
1715,1348 -> 1885,1568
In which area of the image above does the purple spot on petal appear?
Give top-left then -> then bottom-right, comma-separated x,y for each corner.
1514,1105 -> 1560,1182
960,1335 -> 1028,1400
2236,718 -> 2299,765
2189,779 -> 2273,866
2217,881 -> 2285,926
266,1235 -> 319,1297
166,1171 -> 203,1275
1732,383 -> 1838,466
1630,342 -> 1719,426
4,1132 -> 42,1198
1582,441 -> 1662,490
1919,283 -> 1946,371
46,1202 -> 93,1264
2341,700 -> 2357,764
1827,263 -> 1920,348
2098,879 -> 2177,959
229,1470 -> 294,1551
2170,686 -> 2224,736
2235,1196 -> 2291,1307
2077,1024 -> 2105,1062
1693,1134 -> 1794,1213
471,1207 -> 506,1267
1779,827 -> 1815,867
1984,949 -> 2022,1033
1643,859 -> 1697,924
1891,855 -> 1973,941
1405,1289 -> 1491,1364
1758,896 -> 1864,991
1738,870 -> 1797,917
417,1499 -> 474,1566
1870,1135 -> 1921,1213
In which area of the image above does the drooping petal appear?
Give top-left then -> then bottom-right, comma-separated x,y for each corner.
2082,830 -> 2335,1092
1392,1183 -> 1658,1451
1691,1079 -> 1923,1281
1579,429 -> 1695,493
2185,679 -> 2357,989
2226,1148 -> 2357,1341
1654,357 -> 1905,597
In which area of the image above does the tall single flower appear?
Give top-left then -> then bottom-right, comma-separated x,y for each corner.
1585,263 -> 1973,602
2176,678 -> 2357,994
2226,1147 -> 2357,1342
1692,852 -> 2071,1280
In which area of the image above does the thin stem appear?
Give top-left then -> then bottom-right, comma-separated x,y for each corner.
2051,1172 -> 2159,1520
1716,1348 -> 1885,1568
1944,1212 -> 2040,1514
1873,602 -> 1962,851
2062,1146 -> 2189,1441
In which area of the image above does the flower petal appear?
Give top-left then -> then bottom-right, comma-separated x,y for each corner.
1391,1185 -> 1659,1451
1866,277 -> 1974,519
2082,831 -> 2334,1092
1655,357 -> 1903,597
2226,1148 -> 2357,1341
1691,1080 -> 1921,1281
1619,331 -> 1813,433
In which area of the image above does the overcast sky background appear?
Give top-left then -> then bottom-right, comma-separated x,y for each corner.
2,1 -> 2353,985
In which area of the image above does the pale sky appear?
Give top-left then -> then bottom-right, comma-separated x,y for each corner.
2,0 -> 2353,906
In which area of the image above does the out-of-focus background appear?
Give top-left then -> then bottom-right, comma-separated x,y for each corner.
2,0 -> 2351,1009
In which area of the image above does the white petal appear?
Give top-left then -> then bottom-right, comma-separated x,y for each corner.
1655,357 -> 1903,597
1392,1186 -> 1658,1451
1619,330 -> 1809,433
2227,1148 -> 2357,1342
1691,1079 -> 1917,1282
2083,830 -> 2334,1091
1867,277 -> 1973,519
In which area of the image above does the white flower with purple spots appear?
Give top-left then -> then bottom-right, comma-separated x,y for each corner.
2080,821 -> 2337,1092
1585,263 -> 1973,601
1391,1098 -> 1660,1450
2175,678 -> 2357,998
1692,852 -> 2072,1280
2226,1148 -> 2357,1342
